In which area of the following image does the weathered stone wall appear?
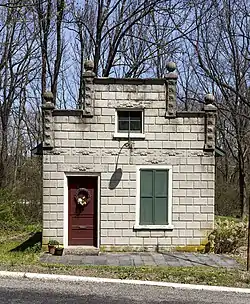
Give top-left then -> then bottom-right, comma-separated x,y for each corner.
42,75 -> 216,250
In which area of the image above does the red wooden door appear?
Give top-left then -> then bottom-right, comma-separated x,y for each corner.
68,176 -> 97,246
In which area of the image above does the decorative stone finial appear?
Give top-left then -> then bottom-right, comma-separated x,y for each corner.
84,60 -> 94,71
42,92 -> 54,150
165,62 -> 177,118
82,60 -> 95,116
204,93 -> 216,151
166,61 -> 176,73
204,93 -> 215,105
43,91 -> 54,103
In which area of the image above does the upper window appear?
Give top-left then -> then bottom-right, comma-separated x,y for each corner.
118,111 -> 142,133
134,166 -> 173,230
114,110 -> 145,139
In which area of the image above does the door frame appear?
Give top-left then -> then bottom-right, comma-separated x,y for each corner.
63,172 -> 100,248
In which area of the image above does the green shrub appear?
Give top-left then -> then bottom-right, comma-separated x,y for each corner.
0,157 -> 42,232
0,188 -> 42,231
48,240 -> 59,246
23,241 -> 42,253
208,218 -> 247,254
0,189 -> 20,230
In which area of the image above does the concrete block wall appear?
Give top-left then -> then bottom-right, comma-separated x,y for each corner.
42,78 -> 215,250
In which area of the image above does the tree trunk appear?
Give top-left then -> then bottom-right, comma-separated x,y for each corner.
0,119 -> 8,188
239,151 -> 247,218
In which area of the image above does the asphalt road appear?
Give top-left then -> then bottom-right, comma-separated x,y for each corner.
0,277 -> 249,303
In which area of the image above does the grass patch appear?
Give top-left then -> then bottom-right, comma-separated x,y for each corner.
232,254 -> 247,266
1,262 -> 250,288
35,264 -> 250,287
0,230 -> 250,288
0,230 -> 41,267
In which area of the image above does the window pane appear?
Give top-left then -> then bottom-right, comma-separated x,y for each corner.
118,120 -> 129,131
130,120 -> 141,132
118,111 -> 129,119
130,111 -> 142,120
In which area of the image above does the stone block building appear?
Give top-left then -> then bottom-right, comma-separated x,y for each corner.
40,61 -> 217,251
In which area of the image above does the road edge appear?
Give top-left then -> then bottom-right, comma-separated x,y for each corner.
0,270 -> 249,294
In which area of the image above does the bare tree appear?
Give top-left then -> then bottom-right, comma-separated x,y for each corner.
176,0 -> 250,217
35,0 -> 65,104
69,1 -> 166,76
0,2 -> 38,187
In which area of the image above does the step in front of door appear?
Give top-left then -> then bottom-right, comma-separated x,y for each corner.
64,246 -> 99,256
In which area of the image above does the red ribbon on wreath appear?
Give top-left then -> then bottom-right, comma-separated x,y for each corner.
74,188 -> 91,207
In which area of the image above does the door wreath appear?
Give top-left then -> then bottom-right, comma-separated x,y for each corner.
74,188 -> 91,207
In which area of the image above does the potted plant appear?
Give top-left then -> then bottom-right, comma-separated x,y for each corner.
54,246 -> 64,256
48,240 -> 59,254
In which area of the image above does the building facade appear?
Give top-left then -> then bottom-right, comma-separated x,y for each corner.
41,61 -> 217,252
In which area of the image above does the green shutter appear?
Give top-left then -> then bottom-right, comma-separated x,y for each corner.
154,170 -> 168,224
140,170 -> 153,225
140,169 -> 169,225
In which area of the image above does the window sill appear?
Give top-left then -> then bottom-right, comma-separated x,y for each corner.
133,224 -> 174,230
113,133 -> 145,139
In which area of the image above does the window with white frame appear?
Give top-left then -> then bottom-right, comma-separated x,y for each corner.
134,166 -> 173,230
113,109 -> 145,139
